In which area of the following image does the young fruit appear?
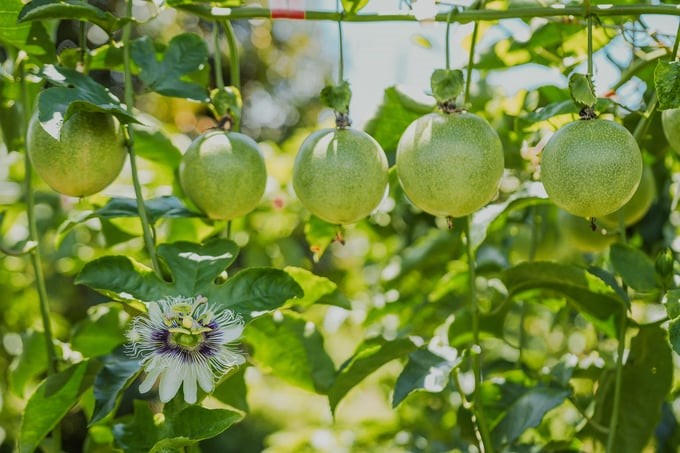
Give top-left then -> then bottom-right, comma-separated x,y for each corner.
27,111 -> 125,197
559,210 -> 616,253
601,165 -> 655,228
292,128 -> 388,224
180,130 -> 266,221
396,112 -> 504,218
540,119 -> 642,218
662,108 -> 680,153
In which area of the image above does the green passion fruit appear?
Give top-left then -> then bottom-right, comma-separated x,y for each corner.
558,210 -> 616,253
662,108 -> 680,154
395,112 -> 504,218
540,119 -> 642,218
601,165 -> 655,228
292,128 -> 389,225
179,130 -> 267,221
27,111 -> 125,197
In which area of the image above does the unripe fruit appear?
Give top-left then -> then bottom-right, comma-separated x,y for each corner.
180,130 -> 266,221
601,165 -> 655,228
559,210 -> 616,253
292,128 -> 388,225
662,108 -> 680,154
540,119 -> 642,218
27,111 -> 125,197
396,112 -> 504,217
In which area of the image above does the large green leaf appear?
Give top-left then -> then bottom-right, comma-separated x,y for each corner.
20,360 -> 101,453
37,65 -> 138,139
91,347 -> 141,424
9,331 -> 48,397
246,312 -> 336,393
71,303 -> 128,358
610,243 -> 660,292
502,262 -> 625,337
112,400 -> 242,453
212,367 -> 248,412
392,348 -> 463,408
133,126 -> 183,170
284,266 -> 349,309
655,60 -> 680,110
328,336 -> 418,414
591,325 -> 673,452
0,0 -> 54,58
491,387 -> 570,448
18,0 -> 128,33
131,34 -> 209,101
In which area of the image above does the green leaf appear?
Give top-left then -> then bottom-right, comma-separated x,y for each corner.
206,268 -> 304,321
0,0 -> 55,58
568,73 -> 597,108
592,325 -> 673,452
9,331 -> 48,397
320,81 -> 352,114
655,60 -> 680,110
587,266 -> 630,308
328,336 -> 418,414
210,86 -> 242,129
71,303 -> 127,357
246,312 -> 336,393
610,243 -> 660,292
91,347 -> 141,424
502,262 -> 625,337
364,86 -> 435,156
663,289 -> 680,320
392,348 -> 463,408
133,126 -> 183,170
491,387 -> 570,448
156,239 -> 239,296
20,360 -> 101,453
37,64 -> 138,139
430,69 -> 464,104
284,266 -> 348,308
18,0 -> 128,33
131,34 -> 209,101
113,400 -> 242,453
341,0 -> 369,14
75,255 -> 176,303
212,367 -> 248,412
304,215 -> 340,262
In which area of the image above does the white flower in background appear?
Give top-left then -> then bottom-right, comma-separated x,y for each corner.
126,295 -> 245,404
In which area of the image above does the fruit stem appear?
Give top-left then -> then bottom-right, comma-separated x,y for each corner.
223,21 -> 241,98
123,0 -> 162,277
672,19 -> 680,61
463,215 -> 494,453
463,0 -> 485,108
445,6 -> 457,70
79,21 -> 87,69
19,56 -> 62,450
336,0 -> 345,84
632,92 -> 657,143
585,0 -> 594,81
213,22 -> 225,91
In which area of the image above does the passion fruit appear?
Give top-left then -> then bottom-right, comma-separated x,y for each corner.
662,108 -> 680,154
601,165 -> 655,228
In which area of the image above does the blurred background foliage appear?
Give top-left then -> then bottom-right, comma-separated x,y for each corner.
1,0 -> 680,451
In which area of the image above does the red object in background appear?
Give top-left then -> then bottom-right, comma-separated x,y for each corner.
271,0 -> 305,19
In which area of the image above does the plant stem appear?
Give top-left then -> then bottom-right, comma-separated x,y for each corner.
463,216 -> 494,453
672,19 -> 680,60
122,0 -> 161,277
445,7 -> 457,70
337,12 -> 345,82
586,0 -> 593,79
19,57 -> 61,450
464,0 -> 484,107
223,21 -> 241,93
606,308 -> 627,452
213,22 -> 225,91
79,21 -> 87,68
178,5 -> 680,23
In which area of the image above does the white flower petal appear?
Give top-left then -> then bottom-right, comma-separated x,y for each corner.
197,365 -> 214,393
220,324 -> 245,343
218,348 -> 246,366
158,367 -> 183,403
138,365 -> 163,394
147,303 -> 163,324
182,368 -> 198,404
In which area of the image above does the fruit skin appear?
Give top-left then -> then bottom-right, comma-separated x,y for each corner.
292,128 -> 388,225
601,165 -> 655,228
559,210 -> 616,253
540,119 -> 642,218
27,111 -> 125,197
395,112 -> 504,218
662,108 -> 680,153
180,130 -> 267,221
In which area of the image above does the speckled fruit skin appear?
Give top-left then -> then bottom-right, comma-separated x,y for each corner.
27,111 -> 125,197
180,130 -> 266,221
559,210 -> 616,253
396,112 -> 504,217
662,108 -> 680,154
601,165 -> 655,227
292,128 -> 389,225
540,119 -> 642,218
